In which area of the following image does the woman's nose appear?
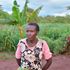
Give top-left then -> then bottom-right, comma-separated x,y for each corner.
27,32 -> 31,36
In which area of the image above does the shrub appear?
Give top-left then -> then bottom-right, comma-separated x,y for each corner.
0,25 -> 20,52
0,23 -> 70,54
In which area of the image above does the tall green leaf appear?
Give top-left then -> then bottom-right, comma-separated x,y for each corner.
21,0 -> 29,24
12,0 -> 21,24
27,6 -> 42,23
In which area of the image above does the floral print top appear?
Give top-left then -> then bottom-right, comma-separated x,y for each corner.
15,38 -> 52,70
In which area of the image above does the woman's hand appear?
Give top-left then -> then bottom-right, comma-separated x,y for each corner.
42,57 -> 52,70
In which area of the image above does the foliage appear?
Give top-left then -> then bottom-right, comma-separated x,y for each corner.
38,23 -> 70,54
11,0 -> 42,38
11,0 -> 29,38
11,0 -> 42,24
0,0 -> 41,38
0,24 -> 20,52
12,0 -> 28,25
67,6 -> 70,10
39,15 -> 70,24
0,23 -> 70,55
27,6 -> 42,23
0,9 -> 10,19
12,0 -> 21,24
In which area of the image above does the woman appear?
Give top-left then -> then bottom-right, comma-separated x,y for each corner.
15,23 -> 52,70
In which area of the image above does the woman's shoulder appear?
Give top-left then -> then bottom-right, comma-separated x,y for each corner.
38,38 -> 47,43
38,38 -> 48,46
19,38 -> 27,43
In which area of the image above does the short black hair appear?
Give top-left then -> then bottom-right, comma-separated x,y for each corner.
28,22 -> 39,32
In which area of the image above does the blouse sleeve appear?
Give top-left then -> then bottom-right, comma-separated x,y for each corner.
15,41 -> 21,59
42,40 -> 52,60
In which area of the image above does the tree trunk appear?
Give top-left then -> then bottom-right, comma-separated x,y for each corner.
17,24 -> 23,38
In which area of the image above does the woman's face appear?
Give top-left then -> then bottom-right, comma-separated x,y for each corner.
26,25 -> 38,41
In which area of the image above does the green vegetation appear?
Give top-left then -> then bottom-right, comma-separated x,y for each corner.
0,52 -> 15,60
0,0 -> 42,38
10,0 -> 42,38
39,15 -> 70,24
39,23 -> 70,54
0,1 -> 70,55
0,23 -> 70,54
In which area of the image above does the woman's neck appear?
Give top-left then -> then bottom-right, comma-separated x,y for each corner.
26,38 -> 38,47
28,38 -> 38,43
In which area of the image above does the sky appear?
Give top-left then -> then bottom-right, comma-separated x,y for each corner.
0,0 -> 70,16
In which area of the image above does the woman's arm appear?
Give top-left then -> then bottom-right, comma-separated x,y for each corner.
42,40 -> 52,70
16,58 -> 21,66
42,57 -> 52,70
15,41 -> 21,67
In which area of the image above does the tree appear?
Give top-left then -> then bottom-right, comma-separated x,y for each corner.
0,0 -> 42,38
27,6 -> 42,23
0,5 -> 10,19
67,6 -> 70,10
0,5 -> 11,24
11,0 -> 42,38
11,0 -> 28,38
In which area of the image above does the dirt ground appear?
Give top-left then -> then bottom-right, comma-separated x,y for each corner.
0,55 -> 70,70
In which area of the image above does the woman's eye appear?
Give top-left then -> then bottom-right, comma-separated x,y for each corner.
26,30 -> 34,32
30,31 -> 34,32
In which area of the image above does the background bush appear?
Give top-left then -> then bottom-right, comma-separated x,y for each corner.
0,23 -> 70,54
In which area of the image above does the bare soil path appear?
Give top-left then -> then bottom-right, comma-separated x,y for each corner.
0,55 -> 70,70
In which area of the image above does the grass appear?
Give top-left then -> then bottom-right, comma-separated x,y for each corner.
0,23 -> 70,55
0,52 -> 15,60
